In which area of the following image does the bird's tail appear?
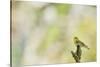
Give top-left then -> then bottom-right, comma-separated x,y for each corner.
84,45 -> 90,50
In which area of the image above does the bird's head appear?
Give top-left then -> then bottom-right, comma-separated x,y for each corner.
74,37 -> 79,42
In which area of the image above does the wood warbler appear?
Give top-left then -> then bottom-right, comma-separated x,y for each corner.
74,37 -> 89,50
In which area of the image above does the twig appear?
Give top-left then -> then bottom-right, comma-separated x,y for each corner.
71,45 -> 82,63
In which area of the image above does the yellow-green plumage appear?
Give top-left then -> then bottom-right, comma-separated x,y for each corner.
74,37 -> 89,49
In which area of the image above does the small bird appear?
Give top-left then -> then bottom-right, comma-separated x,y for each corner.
74,37 -> 89,49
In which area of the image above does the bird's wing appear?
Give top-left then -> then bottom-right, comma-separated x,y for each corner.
78,41 -> 89,49
76,41 -> 83,46
79,41 -> 85,46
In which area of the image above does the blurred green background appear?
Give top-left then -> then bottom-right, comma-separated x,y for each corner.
11,1 -> 96,67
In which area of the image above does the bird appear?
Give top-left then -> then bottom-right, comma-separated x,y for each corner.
74,37 -> 90,50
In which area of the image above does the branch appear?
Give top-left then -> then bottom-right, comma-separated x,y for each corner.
71,45 -> 82,63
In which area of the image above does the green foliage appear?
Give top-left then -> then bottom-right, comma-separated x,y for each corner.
54,4 -> 71,15
36,25 -> 60,56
